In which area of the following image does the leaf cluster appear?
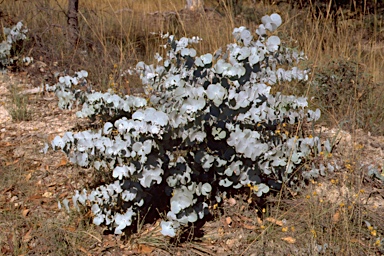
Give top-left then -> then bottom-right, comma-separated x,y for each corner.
0,22 -> 29,68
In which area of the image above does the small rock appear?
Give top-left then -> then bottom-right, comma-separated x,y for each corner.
227,197 -> 237,206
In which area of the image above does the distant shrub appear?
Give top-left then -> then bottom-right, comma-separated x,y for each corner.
311,58 -> 384,135
0,21 -> 30,69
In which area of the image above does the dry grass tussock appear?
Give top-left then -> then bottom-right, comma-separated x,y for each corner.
0,0 -> 383,255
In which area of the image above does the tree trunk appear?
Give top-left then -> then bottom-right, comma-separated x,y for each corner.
67,0 -> 79,45
185,0 -> 204,11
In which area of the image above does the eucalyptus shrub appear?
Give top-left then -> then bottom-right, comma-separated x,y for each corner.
0,22 -> 29,68
47,13 -> 333,237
